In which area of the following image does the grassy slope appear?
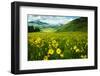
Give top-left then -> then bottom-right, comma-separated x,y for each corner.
57,17 -> 88,32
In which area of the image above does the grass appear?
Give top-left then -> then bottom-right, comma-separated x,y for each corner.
28,32 -> 88,61
41,28 -> 56,32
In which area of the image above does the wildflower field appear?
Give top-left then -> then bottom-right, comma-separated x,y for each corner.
28,32 -> 88,61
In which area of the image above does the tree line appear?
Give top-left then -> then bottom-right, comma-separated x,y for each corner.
28,26 -> 40,32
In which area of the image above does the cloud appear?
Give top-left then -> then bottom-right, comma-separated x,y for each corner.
28,15 -> 79,25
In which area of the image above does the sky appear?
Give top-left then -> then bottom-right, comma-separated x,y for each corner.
28,15 -> 80,25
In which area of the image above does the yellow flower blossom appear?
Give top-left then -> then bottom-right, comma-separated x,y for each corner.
73,45 -> 77,50
52,43 -> 58,48
49,44 -> 52,48
75,49 -> 80,52
52,40 -> 56,44
51,40 -> 58,48
55,43 -> 59,48
80,55 -> 87,58
48,49 -> 54,55
35,37 -> 41,44
43,56 -> 48,60
60,54 -> 64,58
36,44 -> 40,47
56,48 -> 61,54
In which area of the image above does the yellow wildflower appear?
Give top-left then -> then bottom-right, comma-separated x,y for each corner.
43,56 -> 48,60
55,43 -> 59,48
35,37 -> 41,44
51,40 -> 58,48
36,44 -> 40,47
73,45 -> 77,50
76,49 -> 80,52
60,54 -> 64,58
52,43 -> 59,48
52,40 -> 56,44
56,48 -> 61,54
81,55 -> 87,59
49,44 -> 52,48
48,49 -> 54,55
81,55 -> 84,58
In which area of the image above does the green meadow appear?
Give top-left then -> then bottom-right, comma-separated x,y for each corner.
28,16 -> 88,61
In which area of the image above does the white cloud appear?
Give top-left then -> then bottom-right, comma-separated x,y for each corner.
28,15 -> 79,25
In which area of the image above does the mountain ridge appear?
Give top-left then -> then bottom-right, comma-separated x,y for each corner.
57,17 -> 88,32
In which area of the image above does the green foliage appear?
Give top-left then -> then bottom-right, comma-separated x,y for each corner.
28,32 -> 88,61
28,26 -> 40,32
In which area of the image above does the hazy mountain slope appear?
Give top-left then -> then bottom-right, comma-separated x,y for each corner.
57,17 -> 88,32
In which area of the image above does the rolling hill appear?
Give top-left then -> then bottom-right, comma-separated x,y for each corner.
57,17 -> 88,32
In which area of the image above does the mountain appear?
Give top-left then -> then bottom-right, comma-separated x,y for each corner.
28,20 -> 61,30
57,17 -> 88,32
28,20 -> 59,32
28,20 -> 48,25
28,20 -> 50,28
